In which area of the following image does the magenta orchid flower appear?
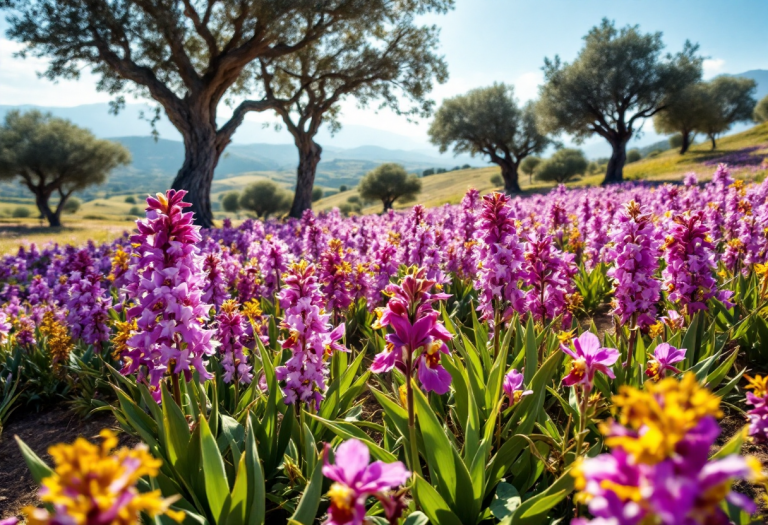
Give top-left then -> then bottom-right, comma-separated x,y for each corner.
503,369 -> 532,405
560,332 -> 619,391
370,268 -> 453,394
322,439 -> 409,525
645,343 -> 686,381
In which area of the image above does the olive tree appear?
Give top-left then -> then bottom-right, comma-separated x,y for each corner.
534,149 -> 588,184
653,83 -> 709,154
222,192 -> 240,213
0,110 -> 130,226
358,163 -> 421,211
755,94 -> 768,123
4,0 -> 451,227
520,156 -> 542,186
254,12 -> 448,218
696,76 -> 757,149
537,19 -> 701,184
239,180 -> 291,219
429,84 -> 551,193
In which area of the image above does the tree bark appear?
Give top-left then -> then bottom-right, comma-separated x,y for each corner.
709,134 -> 717,150
602,138 -> 628,185
171,125 -> 219,228
500,162 -> 522,194
33,191 -> 60,227
289,140 -> 323,219
680,131 -> 691,155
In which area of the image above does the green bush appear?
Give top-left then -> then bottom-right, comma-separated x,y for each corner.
222,192 -> 240,213
63,197 -> 81,214
124,195 -> 137,204
12,206 -> 31,218
626,149 -> 642,163
312,187 -> 324,202
490,174 -> 503,186
535,148 -> 588,184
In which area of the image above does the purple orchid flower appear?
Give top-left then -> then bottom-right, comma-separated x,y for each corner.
502,369 -> 532,405
561,332 -> 619,391
645,343 -> 686,381
322,439 -> 409,525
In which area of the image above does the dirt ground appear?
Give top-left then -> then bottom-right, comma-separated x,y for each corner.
0,407 -> 134,521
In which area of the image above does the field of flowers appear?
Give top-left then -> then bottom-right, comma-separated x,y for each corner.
1,163 -> 768,525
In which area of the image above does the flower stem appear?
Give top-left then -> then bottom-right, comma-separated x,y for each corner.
574,386 -> 589,459
171,371 -> 182,408
405,355 -> 422,479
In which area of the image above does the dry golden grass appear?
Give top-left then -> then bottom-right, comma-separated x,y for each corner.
0,218 -> 134,255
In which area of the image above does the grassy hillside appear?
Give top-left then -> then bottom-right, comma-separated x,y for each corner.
623,122 -> 768,181
317,123 -> 768,214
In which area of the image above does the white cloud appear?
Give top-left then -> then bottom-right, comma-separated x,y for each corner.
0,38 -> 111,106
703,58 -> 726,79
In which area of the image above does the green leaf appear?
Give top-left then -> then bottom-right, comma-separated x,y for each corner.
490,482 -> 522,520
412,475 -> 463,525
228,453 -> 249,525
711,425 -> 746,459
289,456 -> 324,525
369,387 -> 409,439
306,413 -> 398,463
413,382 -> 477,524
161,383 -> 191,475
200,415 -> 230,524
403,510 -> 430,525
505,469 -> 574,525
524,316 -> 538,385
245,418 -> 266,525
15,436 -> 53,484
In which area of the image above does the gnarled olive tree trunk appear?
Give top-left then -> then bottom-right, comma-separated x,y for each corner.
603,137 -> 629,185
500,162 -> 522,194
289,140 -> 323,219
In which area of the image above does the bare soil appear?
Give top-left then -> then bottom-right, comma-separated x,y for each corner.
0,407 -> 135,521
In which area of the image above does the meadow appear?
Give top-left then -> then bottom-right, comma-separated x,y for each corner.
0,160 -> 767,525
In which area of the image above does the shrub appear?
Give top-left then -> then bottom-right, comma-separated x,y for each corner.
222,192 -> 241,213
339,185 -> 348,192
124,195 -> 137,204
128,206 -> 142,216
669,133 -> 683,149
535,148 -> 588,183
312,187 -> 324,202
240,180 -> 292,218
63,197 -> 81,214
490,174 -> 503,186
12,206 -> 31,218
626,149 -> 642,163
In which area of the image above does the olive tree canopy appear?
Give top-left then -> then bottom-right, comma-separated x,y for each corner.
4,0 -> 451,227
255,11 -> 448,218
696,76 -> 757,149
0,110 -> 130,227
358,163 -> 421,211
653,83 -> 709,154
537,19 -> 702,185
755,94 -> 768,123
428,84 -> 551,194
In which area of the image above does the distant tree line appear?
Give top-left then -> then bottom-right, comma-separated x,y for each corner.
429,18 -> 764,191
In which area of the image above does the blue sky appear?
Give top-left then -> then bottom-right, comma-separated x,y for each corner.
2,0 -> 767,152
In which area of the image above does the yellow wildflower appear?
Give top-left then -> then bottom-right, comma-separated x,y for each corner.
604,373 -> 722,464
23,430 -> 183,525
